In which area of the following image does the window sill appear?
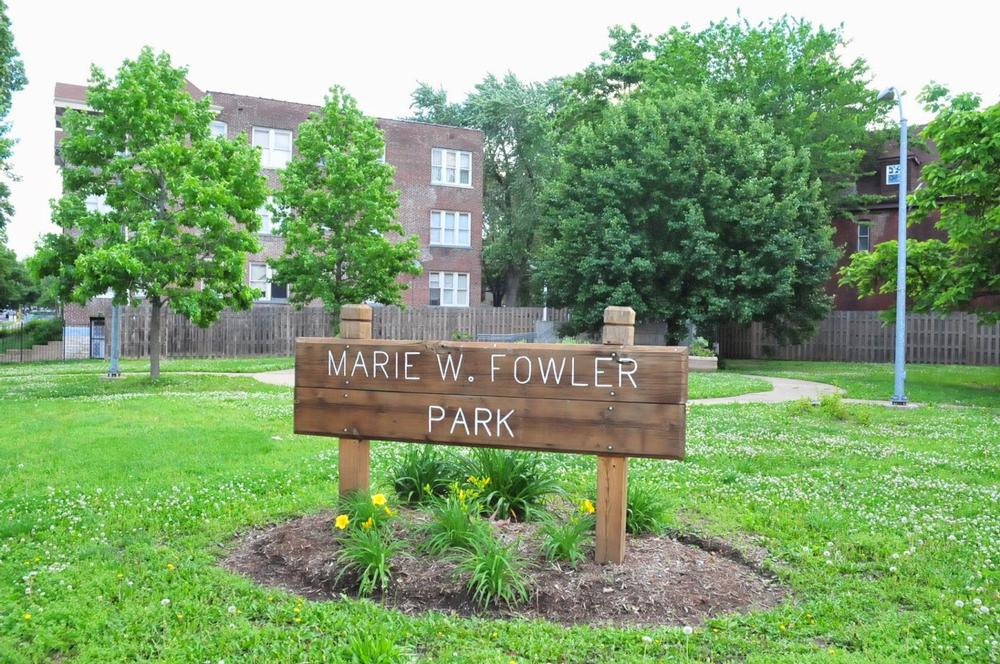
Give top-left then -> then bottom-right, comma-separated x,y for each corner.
430,182 -> 474,189
429,243 -> 472,249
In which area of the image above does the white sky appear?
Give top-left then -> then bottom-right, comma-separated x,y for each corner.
4,0 -> 997,257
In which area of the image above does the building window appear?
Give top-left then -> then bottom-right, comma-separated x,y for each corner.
431,148 -> 471,186
886,163 -> 902,186
249,262 -> 288,301
429,271 -> 469,307
258,196 -> 274,235
252,127 -> 293,169
430,210 -> 471,247
210,120 -> 228,139
84,194 -> 111,214
857,223 -> 871,252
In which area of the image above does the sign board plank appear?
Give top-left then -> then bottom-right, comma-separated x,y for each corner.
295,338 -> 688,405
294,387 -> 685,459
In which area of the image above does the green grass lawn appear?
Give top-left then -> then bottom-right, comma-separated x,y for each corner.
727,359 -> 1000,407
689,372 -> 770,399
1,364 -> 997,662
0,356 -> 295,377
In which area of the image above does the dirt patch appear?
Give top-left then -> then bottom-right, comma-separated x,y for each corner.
222,511 -> 787,628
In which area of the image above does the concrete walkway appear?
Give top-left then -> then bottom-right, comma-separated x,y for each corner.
690,375 -> 842,405
241,368 -> 845,406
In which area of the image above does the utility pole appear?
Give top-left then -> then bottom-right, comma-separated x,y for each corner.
876,86 -> 908,405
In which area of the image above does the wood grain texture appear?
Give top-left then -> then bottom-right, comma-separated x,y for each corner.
294,387 -> 685,459
603,307 -> 636,326
595,455 -> 628,564
338,439 -> 370,496
340,304 -> 373,322
295,339 -> 688,405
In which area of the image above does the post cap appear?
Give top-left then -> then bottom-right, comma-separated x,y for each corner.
603,306 -> 636,326
340,304 -> 373,322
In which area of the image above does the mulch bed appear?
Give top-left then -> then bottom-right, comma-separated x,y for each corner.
222,510 -> 787,628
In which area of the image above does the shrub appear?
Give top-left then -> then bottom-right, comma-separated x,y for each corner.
391,445 -> 457,505
337,490 -> 395,531
819,393 -> 849,421
461,449 -> 561,521
539,514 -> 593,566
422,488 -> 491,554
336,525 -> 403,596
626,480 -> 667,535
0,317 -> 62,353
457,531 -> 530,609
689,336 -> 716,357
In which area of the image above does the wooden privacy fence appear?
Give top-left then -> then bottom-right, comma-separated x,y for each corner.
120,305 -> 571,358
719,311 -> 1000,365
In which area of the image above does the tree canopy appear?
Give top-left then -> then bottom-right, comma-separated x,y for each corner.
32,48 -> 268,376
0,0 -> 26,235
562,17 -> 888,216
840,85 -> 1000,323
0,240 -> 33,309
410,74 -> 559,305
269,86 -> 421,313
536,86 -> 836,342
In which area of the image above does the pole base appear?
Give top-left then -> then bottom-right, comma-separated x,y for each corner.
890,395 -> 908,406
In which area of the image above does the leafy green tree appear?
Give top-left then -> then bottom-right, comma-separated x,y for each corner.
840,85 -> 1000,323
410,75 -> 559,305
536,86 -> 835,342
269,86 -> 420,314
562,17 -> 888,216
32,48 -> 268,377
0,241 -> 33,309
0,0 -> 26,234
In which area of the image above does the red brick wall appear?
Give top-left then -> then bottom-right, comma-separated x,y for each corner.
827,143 -> 945,311
206,92 -> 484,307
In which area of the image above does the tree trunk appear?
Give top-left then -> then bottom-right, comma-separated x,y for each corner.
149,298 -> 162,379
505,271 -> 522,306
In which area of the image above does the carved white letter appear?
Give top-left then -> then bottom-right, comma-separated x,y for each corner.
328,349 -> 347,376
427,405 -> 445,432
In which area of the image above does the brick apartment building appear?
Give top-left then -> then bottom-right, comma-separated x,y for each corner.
828,137 -> 940,310
53,80 -> 483,358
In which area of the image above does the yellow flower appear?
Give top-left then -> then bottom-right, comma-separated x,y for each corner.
384,507 -> 393,517
371,493 -> 387,507
363,517 -> 374,530
166,563 -> 175,571
582,499 -> 596,514
23,613 -> 31,621
335,514 -> 350,529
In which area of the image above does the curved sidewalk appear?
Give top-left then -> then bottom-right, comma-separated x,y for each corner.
245,368 -> 844,406
690,375 -> 842,405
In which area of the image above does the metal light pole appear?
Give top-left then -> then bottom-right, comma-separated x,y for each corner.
877,86 -> 907,405
108,300 -> 121,377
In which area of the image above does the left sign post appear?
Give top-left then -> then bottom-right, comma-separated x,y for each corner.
335,303 -> 372,497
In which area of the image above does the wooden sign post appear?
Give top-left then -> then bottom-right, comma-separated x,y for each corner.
294,304 -> 687,564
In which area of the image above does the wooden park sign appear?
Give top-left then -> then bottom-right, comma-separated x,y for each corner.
294,303 -> 687,563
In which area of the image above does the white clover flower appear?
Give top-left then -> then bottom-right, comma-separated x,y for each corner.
161,598 -> 171,606
890,566 -> 897,573
228,605 -> 237,615
955,600 -> 964,608
683,626 -> 693,636
979,606 -> 990,614
641,636 -> 652,644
